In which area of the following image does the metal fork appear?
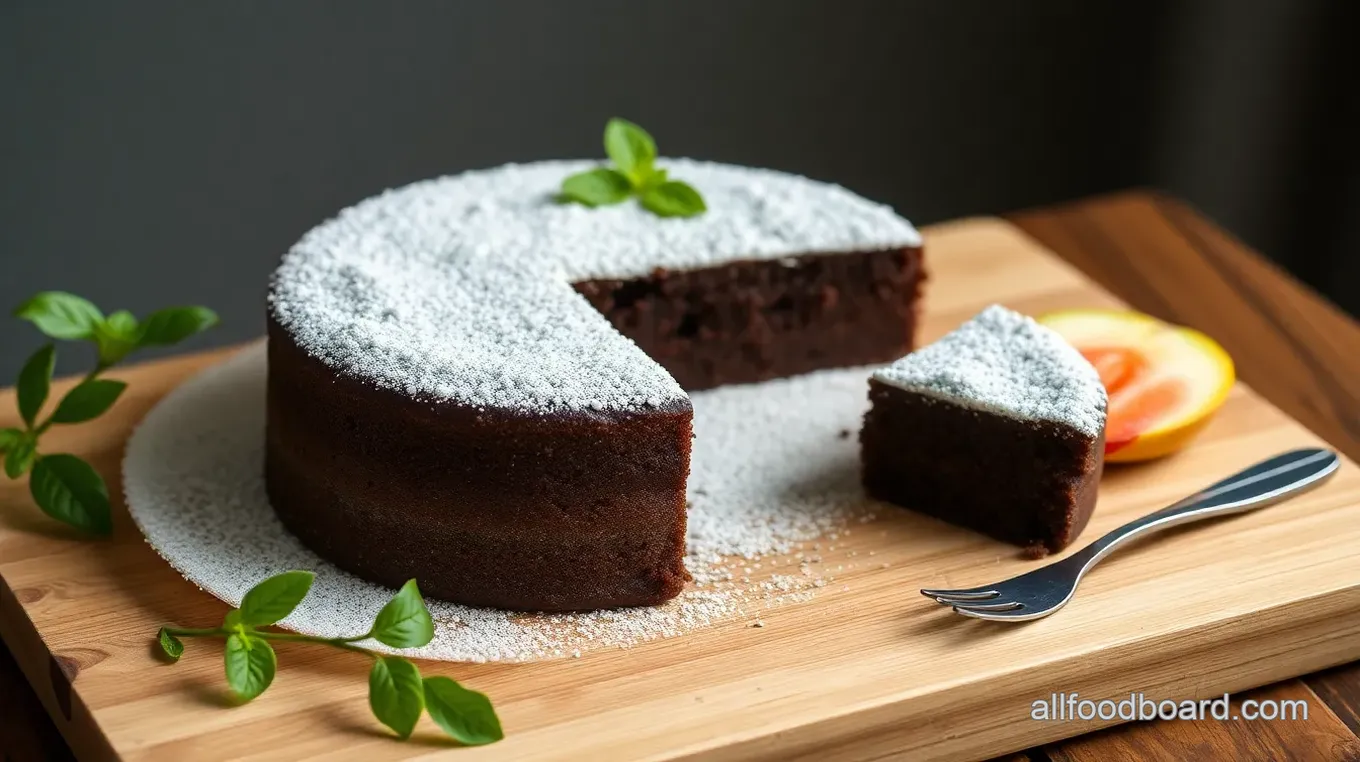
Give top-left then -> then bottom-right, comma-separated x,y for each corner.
920,448 -> 1341,622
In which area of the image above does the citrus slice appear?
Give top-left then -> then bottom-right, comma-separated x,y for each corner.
1038,309 -> 1235,462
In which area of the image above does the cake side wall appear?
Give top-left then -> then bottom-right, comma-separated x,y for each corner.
860,380 -> 1102,553
263,318 -> 692,611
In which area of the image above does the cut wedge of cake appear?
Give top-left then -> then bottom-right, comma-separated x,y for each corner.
860,305 -> 1107,555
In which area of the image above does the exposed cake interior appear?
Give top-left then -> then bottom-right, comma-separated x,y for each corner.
575,248 -> 924,390
861,305 -> 1107,553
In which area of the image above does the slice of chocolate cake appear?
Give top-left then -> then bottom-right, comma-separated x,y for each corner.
860,305 -> 1107,554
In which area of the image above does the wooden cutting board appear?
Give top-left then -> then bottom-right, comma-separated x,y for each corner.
2,217 -> 1358,762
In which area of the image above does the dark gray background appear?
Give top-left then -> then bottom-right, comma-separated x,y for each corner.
3,1 -> 1356,379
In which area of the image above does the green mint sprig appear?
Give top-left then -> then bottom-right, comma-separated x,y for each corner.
1,292 -> 218,535
559,118 -> 707,218
157,572 -> 503,746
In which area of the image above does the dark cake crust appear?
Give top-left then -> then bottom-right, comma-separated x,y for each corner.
574,247 -> 925,390
265,318 -> 692,612
860,380 -> 1104,553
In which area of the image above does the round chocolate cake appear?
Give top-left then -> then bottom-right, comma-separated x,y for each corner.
266,159 -> 924,611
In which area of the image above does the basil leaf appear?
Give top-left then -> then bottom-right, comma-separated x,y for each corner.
604,118 -> 656,181
158,628 -> 184,662
96,311 -> 141,365
423,676 -> 503,746
0,428 -> 22,454
16,344 -> 56,428
368,656 -> 424,739
137,306 -> 219,347
28,454 -> 112,535
105,310 -> 139,335
4,438 -> 36,479
238,570 -> 314,626
560,168 -> 633,207
223,609 -> 244,631
13,292 -> 104,340
637,167 -> 669,192
51,379 -> 127,424
640,180 -> 707,218
224,633 -> 276,700
369,579 -> 435,648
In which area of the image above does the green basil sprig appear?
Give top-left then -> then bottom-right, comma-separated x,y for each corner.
559,118 -> 707,218
1,291 -> 218,535
157,572 -> 503,746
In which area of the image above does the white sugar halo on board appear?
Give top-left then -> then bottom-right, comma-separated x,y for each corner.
122,342 -> 879,663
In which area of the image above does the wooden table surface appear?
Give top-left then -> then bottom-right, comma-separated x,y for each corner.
2,191 -> 1358,761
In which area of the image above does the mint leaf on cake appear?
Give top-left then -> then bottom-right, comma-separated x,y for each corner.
603,117 -> 657,185
560,167 -> 633,207
559,118 -> 707,217
640,180 -> 706,218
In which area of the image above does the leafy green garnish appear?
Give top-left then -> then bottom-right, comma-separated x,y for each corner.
424,676 -> 505,746
560,168 -> 633,208
370,656 -> 425,739
4,437 -> 36,479
28,454 -> 112,536
157,628 -> 184,662
560,118 -> 706,218
238,570 -> 315,626
138,306 -> 220,346
50,379 -> 127,424
4,292 -> 218,535
16,344 -> 55,428
370,578 -> 436,648
603,118 -> 657,185
224,632 -> 277,700
641,181 -> 708,218
13,292 -> 104,340
157,572 -> 501,745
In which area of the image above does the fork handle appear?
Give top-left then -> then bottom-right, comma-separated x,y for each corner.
1071,448 -> 1341,571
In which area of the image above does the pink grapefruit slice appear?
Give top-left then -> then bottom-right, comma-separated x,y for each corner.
1039,310 -> 1235,462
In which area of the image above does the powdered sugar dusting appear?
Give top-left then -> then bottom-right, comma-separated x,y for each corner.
268,159 -> 919,412
124,344 -> 877,662
873,305 -> 1106,436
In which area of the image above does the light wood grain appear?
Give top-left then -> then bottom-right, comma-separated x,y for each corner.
2,218 -> 1359,762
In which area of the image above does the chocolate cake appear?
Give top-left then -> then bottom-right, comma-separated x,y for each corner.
860,305 -> 1107,554
267,159 -> 924,611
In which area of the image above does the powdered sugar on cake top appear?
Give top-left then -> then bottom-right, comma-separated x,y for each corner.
873,305 -> 1107,436
269,159 -> 920,412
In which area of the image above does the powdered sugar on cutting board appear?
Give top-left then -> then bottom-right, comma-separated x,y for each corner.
124,343 -> 878,662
